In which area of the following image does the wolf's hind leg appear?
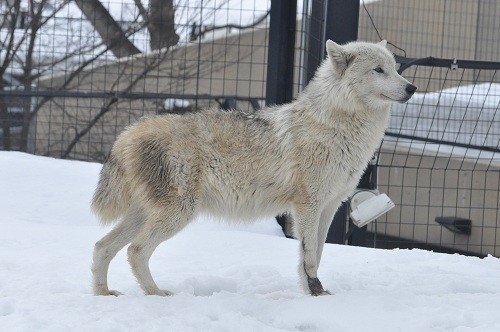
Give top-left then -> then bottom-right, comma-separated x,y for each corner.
128,200 -> 194,296
92,204 -> 145,296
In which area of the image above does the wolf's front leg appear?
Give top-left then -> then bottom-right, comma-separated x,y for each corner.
316,199 -> 342,266
293,202 -> 331,296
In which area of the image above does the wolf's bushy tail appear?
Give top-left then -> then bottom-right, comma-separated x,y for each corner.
91,155 -> 130,225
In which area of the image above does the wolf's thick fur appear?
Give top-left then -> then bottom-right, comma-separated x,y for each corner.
91,40 -> 416,296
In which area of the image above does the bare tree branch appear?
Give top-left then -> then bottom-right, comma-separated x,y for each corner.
0,0 -> 22,150
61,96 -> 119,158
73,0 -> 141,57
0,0 -> 22,75
30,16 -> 148,123
61,51 -> 166,158
133,0 -> 149,22
191,10 -> 270,41
19,0 -> 47,151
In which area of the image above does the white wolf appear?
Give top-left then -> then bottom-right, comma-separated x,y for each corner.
91,40 -> 416,296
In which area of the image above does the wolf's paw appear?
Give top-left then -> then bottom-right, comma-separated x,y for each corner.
311,289 -> 332,296
95,289 -> 123,296
307,277 -> 332,296
145,289 -> 174,296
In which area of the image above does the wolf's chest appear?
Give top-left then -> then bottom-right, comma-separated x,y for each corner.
312,131 -> 374,171
302,128 -> 379,196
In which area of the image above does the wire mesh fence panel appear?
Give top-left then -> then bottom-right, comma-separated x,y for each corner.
3,0 -> 500,257
358,0 -> 500,61
355,0 -> 500,256
372,62 -> 500,257
0,1 -> 271,162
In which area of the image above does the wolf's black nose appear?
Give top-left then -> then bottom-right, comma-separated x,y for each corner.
406,84 -> 417,94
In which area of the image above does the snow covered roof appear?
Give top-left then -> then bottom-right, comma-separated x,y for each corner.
389,83 -> 500,150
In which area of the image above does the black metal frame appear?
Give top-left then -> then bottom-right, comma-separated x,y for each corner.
396,55 -> 500,74
266,0 -> 297,235
317,0 -> 362,245
269,0 -> 366,245
265,0 -> 297,106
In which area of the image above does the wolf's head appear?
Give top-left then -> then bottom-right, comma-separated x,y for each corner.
325,40 -> 416,107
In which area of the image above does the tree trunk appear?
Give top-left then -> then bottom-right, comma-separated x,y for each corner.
19,0 -> 39,152
148,0 -> 179,50
74,0 -> 141,58
0,94 -> 11,151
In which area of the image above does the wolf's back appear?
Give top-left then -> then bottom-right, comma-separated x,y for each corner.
91,154 -> 130,225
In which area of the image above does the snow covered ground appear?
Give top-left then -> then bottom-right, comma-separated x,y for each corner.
1,151 -> 500,331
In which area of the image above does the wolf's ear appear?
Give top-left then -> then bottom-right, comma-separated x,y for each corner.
378,40 -> 387,48
325,39 -> 355,76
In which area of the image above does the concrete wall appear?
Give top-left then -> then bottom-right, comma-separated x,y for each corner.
359,0 -> 500,91
374,141 -> 500,256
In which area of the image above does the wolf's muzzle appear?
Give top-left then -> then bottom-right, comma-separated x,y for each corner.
405,84 -> 417,96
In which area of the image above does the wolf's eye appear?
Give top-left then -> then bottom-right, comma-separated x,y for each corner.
374,67 -> 384,73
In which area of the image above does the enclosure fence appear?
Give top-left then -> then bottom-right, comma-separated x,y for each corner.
372,57 -> 500,257
1,0 -> 500,257
0,0 -> 270,162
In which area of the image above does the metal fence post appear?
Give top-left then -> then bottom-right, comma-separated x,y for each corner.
308,0 -> 363,245
266,0 -> 297,235
269,0 -> 369,245
265,0 -> 297,106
